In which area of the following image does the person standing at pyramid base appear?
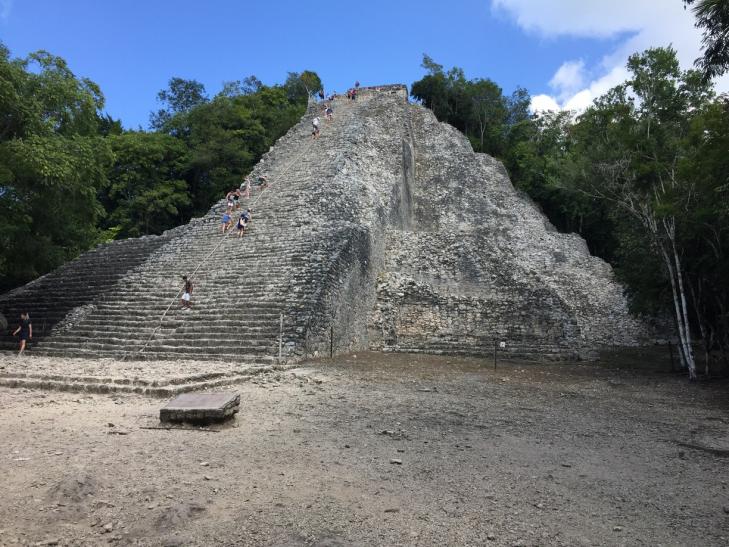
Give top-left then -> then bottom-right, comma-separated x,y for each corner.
12,312 -> 32,356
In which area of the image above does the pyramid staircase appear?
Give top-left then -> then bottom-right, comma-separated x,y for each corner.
0,91 -> 385,361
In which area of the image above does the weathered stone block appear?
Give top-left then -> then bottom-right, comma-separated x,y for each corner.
160,392 -> 240,424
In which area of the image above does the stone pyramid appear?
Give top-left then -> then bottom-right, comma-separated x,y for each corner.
0,85 -> 652,361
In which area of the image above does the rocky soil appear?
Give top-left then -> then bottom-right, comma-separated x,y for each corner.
1,352 -> 728,546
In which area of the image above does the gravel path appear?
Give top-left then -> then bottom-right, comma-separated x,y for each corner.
0,352 -> 727,546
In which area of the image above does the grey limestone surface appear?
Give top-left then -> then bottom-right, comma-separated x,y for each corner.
0,85 -> 661,362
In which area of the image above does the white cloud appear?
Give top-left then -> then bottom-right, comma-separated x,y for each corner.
492,0 -> 727,112
0,0 -> 12,21
530,94 -> 561,112
492,0 -> 660,38
549,60 -> 586,99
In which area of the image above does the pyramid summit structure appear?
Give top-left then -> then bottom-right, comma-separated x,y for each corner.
0,85 -> 654,362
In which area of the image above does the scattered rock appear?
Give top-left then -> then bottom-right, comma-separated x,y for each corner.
155,502 -> 206,532
390,458 -> 402,465
47,474 -> 99,504
102,523 -> 113,533
384,508 -> 399,513
613,526 -> 623,532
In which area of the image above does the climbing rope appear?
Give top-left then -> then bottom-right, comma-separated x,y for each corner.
126,113 -> 326,360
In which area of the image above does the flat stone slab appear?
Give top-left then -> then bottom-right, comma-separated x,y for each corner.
160,392 -> 240,424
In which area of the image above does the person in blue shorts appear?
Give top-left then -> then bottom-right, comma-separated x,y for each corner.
221,212 -> 232,233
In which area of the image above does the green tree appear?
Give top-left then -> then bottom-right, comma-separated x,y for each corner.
0,43 -> 111,291
284,70 -> 322,104
102,132 -> 190,238
150,77 -> 208,132
684,0 -> 729,79
678,97 -> 729,370
565,47 -> 713,379
467,78 -> 507,154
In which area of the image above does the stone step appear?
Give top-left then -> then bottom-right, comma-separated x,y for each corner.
0,363 -> 293,397
386,345 -> 578,361
45,333 -> 281,347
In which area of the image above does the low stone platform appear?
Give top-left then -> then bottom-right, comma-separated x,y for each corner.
0,353 -> 294,397
160,392 -> 240,424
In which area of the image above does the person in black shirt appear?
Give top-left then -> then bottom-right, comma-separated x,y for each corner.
12,312 -> 32,356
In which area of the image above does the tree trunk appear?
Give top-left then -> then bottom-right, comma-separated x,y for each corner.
672,241 -> 696,380
659,243 -> 693,377
689,280 -> 710,378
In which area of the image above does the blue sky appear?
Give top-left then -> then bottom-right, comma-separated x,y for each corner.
0,0 -> 714,128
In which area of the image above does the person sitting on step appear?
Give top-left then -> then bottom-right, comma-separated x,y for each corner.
312,116 -> 320,139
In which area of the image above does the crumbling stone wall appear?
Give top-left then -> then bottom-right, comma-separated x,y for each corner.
367,99 -> 654,359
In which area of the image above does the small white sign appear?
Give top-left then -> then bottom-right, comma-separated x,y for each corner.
499,341 -> 506,349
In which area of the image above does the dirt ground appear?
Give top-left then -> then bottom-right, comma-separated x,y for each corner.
1,352 -> 728,547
